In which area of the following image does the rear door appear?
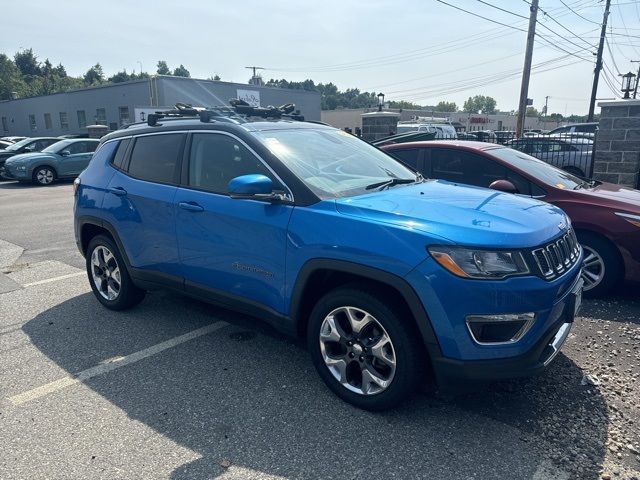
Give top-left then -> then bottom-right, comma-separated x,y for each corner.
174,131 -> 293,314
103,132 -> 185,279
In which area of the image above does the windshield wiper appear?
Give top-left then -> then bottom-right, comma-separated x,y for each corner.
365,177 -> 418,190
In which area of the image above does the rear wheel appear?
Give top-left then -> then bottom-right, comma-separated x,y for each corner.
32,166 -> 56,186
307,286 -> 422,410
86,235 -> 145,310
577,231 -> 622,297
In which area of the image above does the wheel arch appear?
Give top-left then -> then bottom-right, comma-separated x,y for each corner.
574,227 -> 625,277
289,259 -> 442,359
77,216 -> 132,270
31,163 -> 58,180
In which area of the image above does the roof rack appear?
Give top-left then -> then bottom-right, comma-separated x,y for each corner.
146,99 -> 304,127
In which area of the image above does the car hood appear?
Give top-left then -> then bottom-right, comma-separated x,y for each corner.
574,182 -> 640,210
5,152 -> 57,165
335,180 -> 568,248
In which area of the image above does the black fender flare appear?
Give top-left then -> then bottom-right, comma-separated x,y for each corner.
289,259 -> 442,354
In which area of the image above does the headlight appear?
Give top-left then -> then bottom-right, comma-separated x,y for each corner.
428,246 -> 529,279
17,166 -> 27,171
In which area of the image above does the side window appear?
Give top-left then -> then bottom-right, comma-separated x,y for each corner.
390,149 -> 420,170
34,140 -> 52,150
188,133 -> 275,194
65,142 -> 86,155
112,138 -> 130,170
460,152 -> 505,187
505,169 -> 532,196
128,133 -> 185,184
431,149 -> 465,182
84,141 -> 99,153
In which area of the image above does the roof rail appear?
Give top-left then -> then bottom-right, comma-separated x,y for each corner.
146,100 -> 304,127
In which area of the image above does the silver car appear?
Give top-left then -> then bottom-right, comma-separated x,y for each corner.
506,136 -> 593,177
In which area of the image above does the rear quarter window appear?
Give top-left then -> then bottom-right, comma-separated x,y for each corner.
111,138 -> 130,170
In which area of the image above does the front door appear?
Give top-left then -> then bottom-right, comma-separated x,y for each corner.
59,141 -> 98,176
175,132 -> 293,314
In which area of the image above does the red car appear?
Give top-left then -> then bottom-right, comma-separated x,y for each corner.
382,141 -> 640,296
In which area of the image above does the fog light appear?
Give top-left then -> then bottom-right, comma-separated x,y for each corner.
466,313 -> 535,345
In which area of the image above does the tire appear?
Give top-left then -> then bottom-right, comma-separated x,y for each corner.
86,234 -> 145,310
577,231 -> 622,297
32,166 -> 56,186
562,166 -> 584,177
307,285 -> 422,410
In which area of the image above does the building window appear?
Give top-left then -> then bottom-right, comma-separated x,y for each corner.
29,114 -> 37,131
59,112 -> 69,131
77,110 -> 87,129
96,108 -> 106,125
44,113 -> 52,130
118,106 -> 130,126
1,117 -> 8,132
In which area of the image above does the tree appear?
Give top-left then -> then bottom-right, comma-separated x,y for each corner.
434,101 -> 457,112
213,74 -> 221,81
156,60 -> 170,75
108,69 -> 133,83
525,106 -> 539,117
0,54 -> 28,100
463,95 -> 497,114
173,64 -> 190,77
548,113 -> 564,122
83,63 -> 104,85
388,100 -> 423,109
14,48 -> 41,80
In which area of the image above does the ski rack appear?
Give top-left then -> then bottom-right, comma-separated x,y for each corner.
146,99 -> 304,127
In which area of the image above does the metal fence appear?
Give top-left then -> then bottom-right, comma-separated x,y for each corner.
371,130 -> 597,179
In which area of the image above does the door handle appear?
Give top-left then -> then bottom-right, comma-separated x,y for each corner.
178,201 -> 204,212
107,186 -> 127,196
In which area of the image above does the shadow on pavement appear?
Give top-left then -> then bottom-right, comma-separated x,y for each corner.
23,291 -> 608,479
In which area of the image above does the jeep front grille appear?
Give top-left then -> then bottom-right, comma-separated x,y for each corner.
531,229 -> 580,280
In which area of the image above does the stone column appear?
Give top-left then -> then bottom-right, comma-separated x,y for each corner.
360,111 -> 400,142
594,99 -> 640,188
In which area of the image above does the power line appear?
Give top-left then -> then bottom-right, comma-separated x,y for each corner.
475,0 -> 529,19
434,0 -> 527,32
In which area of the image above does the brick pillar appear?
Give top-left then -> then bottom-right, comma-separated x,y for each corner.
360,111 -> 400,142
594,100 -> 640,188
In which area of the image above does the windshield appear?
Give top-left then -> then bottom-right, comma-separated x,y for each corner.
42,139 -> 72,154
6,138 -> 34,151
490,147 -> 583,190
254,128 -> 418,198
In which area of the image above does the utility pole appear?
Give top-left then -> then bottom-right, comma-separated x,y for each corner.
516,0 -> 539,138
544,95 -> 549,117
632,60 -> 640,99
245,66 -> 265,85
587,0 -> 611,121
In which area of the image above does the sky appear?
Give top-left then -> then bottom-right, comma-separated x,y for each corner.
4,0 -> 640,115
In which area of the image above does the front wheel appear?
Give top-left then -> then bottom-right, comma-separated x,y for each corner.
86,235 -> 146,310
32,166 -> 56,186
307,286 -> 422,410
577,232 -> 622,297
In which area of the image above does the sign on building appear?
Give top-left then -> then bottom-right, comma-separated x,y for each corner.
236,89 -> 261,107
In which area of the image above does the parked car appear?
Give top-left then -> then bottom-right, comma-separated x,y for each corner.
471,130 -> 497,142
494,130 -> 516,145
549,122 -> 598,135
506,136 -> 593,177
1,138 -> 99,185
396,118 -> 458,139
0,137 -> 60,177
382,140 -> 640,296
456,132 -> 478,140
0,136 -> 27,143
74,106 -> 583,410
0,140 -> 13,150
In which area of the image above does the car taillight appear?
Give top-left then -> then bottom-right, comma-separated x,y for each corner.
73,177 -> 81,196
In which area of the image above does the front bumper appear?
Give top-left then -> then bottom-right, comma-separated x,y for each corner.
0,164 -> 27,180
430,274 -> 583,382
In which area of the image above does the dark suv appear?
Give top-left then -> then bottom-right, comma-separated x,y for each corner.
73,104 -> 583,410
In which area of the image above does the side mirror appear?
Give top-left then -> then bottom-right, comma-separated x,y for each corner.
489,179 -> 519,194
60,150 -> 71,156
228,174 -> 286,202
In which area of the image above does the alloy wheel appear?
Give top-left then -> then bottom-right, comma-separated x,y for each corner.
90,245 -> 121,300
319,306 -> 396,395
581,245 -> 605,291
35,168 -> 54,185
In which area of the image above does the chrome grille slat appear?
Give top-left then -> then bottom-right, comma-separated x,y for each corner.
531,228 -> 580,280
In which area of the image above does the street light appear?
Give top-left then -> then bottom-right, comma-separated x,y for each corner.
378,93 -> 385,112
620,72 -> 637,99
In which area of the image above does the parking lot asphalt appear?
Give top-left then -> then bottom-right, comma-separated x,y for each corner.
0,180 -> 639,480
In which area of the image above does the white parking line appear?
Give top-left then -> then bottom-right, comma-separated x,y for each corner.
8,321 -> 228,406
23,271 -> 85,287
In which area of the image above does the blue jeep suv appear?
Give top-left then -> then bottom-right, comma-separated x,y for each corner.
74,104 -> 583,410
